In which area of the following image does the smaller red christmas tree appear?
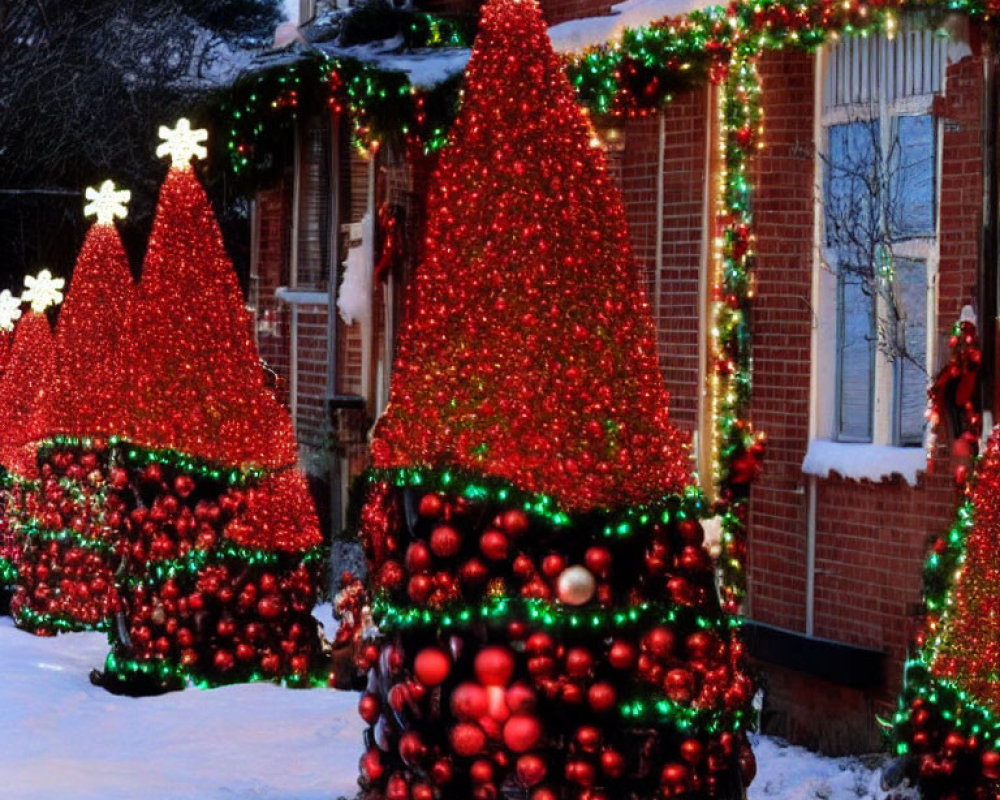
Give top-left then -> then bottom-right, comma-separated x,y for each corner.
120,120 -> 295,471
0,272 -> 63,478
49,181 -> 134,437
96,121 -> 326,693
0,291 -> 24,590
13,183 -> 134,633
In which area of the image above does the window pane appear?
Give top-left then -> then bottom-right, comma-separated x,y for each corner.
837,270 -> 875,441
890,115 -> 935,238
826,120 -> 880,258
895,258 -> 928,445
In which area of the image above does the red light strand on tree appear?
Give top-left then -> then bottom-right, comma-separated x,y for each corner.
370,0 -> 691,512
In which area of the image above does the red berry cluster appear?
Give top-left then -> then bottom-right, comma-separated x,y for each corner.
12,441 -> 122,632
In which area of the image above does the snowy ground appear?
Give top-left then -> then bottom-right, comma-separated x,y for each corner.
1,606 -> 893,800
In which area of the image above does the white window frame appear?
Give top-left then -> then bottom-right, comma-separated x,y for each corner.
807,18 -> 964,471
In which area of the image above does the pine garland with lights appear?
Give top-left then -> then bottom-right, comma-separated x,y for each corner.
91,124 -> 328,694
891,430 -> 1000,798
352,3 -> 755,799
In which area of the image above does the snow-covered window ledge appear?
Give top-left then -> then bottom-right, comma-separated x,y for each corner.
801,439 -> 927,486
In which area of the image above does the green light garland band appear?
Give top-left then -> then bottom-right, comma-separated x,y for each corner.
371,592 -> 741,634
39,435 -> 269,486
892,657 -> 1000,754
119,543 -> 325,591
620,694 -> 750,733
100,646 -> 328,691
19,520 -> 118,558
13,604 -> 110,634
0,556 -> 17,586
365,464 -> 710,537
116,439 -> 268,486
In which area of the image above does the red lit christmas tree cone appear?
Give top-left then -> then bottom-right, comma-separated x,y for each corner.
891,427 -> 1000,799
352,3 -> 755,798
15,195 -> 134,633
0,314 -> 19,601
96,126 -> 327,693
0,290 -> 60,626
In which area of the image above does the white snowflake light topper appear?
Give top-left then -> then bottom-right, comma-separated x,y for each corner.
22,270 -> 65,313
156,117 -> 208,167
0,291 -> 22,332
84,180 -> 130,226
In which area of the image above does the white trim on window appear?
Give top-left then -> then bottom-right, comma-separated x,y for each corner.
809,17 -> 954,471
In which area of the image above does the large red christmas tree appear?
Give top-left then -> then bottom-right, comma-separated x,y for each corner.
96,122 -> 325,693
893,423 -> 1000,798
353,2 -> 755,798
12,185 -> 134,633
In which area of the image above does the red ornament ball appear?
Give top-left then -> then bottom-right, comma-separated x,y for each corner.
503,713 -> 542,753
414,646 -> 452,687
475,645 -> 516,687
451,723 -> 487,757
587,682 -> 617,713
608,640 -> 637,670
430,525 -> 462,558
358,693 -> 380,724
500,510 -> 530,537
418,493 -> 444,518
600,748 -> 625,778
451,682 -> 489,720
516,754 -> 547,787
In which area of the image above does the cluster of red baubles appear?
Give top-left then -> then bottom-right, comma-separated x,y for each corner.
899,694 -> 1000,798
11,442 -> 121,631
930,319 -> 982,486
358,631 -> 754,800
368,486 -> 721,616
0,480 -> 38,587
356,483 -> 754,799
103,458 -> 323,685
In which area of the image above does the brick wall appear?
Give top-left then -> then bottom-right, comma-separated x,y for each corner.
935,49 -> 985,330
747,48 -> 815,636
255,181 -> 293,408
747,43 -> 986,751
539,0 -> 612,25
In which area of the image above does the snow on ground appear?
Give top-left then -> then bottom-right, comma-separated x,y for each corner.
0,605 -> 364,800
749,735 -> 889,800
2,605 -> 890,800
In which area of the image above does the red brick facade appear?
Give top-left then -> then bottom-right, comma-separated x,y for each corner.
747,41 -> 986,751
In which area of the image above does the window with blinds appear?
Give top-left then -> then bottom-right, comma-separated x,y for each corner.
820,17 -> 942,447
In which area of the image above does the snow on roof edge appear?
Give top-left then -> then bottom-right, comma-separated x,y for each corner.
549,0 -> 725,53
801,439 -> 927,486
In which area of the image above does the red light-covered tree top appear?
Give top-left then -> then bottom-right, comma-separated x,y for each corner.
0,311 -> 56,478
121,166 -> 297,470
49,224 -> 134,438
371,0 -> 690,511
931,433 -> 1000,706
224,469 -> 324,552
